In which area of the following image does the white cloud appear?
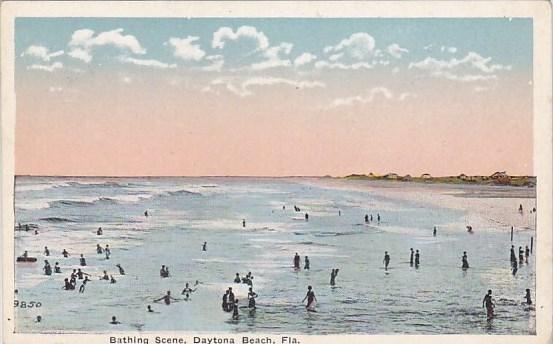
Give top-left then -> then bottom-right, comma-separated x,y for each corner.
314,60 -> 373,70
398,92 -> 417,101
27,61 -> 63,72
207,76 -> 325,97
294,52 -> 317,67
167,36 -> 205,61
250,42 -> 293,70
408,52 -> 511,82
328,87 -> 393,108
212,26 -> 269,51
68,28 -> 145,63
387,43 -> 408,59
202,55 -> 224,72
324,33 -> 376,60
21,45 -> 64,62
119,56 -> 176,69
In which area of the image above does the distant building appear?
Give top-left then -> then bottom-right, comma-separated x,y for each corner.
421,173 -> 432,179
384,173 -> 399,180
458,173 -> 468,180
402,174 -> 412,181
490,171 -> 511,184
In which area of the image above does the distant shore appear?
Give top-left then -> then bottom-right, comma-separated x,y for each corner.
340,173 -> 536,187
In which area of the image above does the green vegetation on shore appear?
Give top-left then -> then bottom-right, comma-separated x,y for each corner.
342,172 -> 536,187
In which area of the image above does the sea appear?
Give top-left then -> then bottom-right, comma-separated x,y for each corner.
13,176 -> 536,334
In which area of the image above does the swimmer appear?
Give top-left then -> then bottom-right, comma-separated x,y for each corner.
62,249 -> 69,258
234,273 -> 241,283
364,214 -> 369,223
202,242 -> 207,251
97,227 -> 103,235
302,286 -> 317,311
116,264 -> 125,275
54,262 -> 61,273
144,210 -> 149,217
77,268 -> 90,279
232,300 -> 240,320
154,291 -> 178,305
43,261 -> 52,276
110,275 -> 116,284
525,246 -> 530,261
383,251 -> 390,271
79,254 -> 86,266
44,246 -> 50,256
63,278 -> 74,290
242,219 -> 246,228
293,253 -> 301,269
160,265 -> 168,278
305,213 -> 309,221
79,279 -> 88,293
110,316 -> 121,325
510,245 -> 517,265
147,305 -> 154,312
518,246 -> 524,265
304,256 -> 310,270
433,226 -> 437,237
100,270 -> 109,280
222,290 -> 229,311
96,244 -> 103,254
181,282 -> 196,295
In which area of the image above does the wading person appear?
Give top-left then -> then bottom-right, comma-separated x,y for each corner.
482,290 -> 495,320
383,251 -> 390,271
302,286 -> 317,311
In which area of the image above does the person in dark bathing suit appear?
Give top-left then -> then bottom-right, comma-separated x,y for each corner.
154,291 -> 178,305
54,262 -> 61,273
482,290 -> 495,319
409,248 -> 414,266
510,245 -> 517,266
232,300 -> 240,319
330,269 -> 339,286
525,289 -> 532,305
304,256 -> 310,270
383,251 -> 390,271
462,251 -> 470,269
518,246 -> 524,265
62,249 -> 69,258
116,264 -> 125,275
234,273 -> 241,283
293,253 -> 301,269
222,290 -> 229,311
79,254 -> 86,266
248,288 -> 257,309
302,286 -> 317,310
415,250 -> 420,268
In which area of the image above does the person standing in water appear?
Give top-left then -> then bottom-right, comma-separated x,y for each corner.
433,226 -> 437,237
518,246 -> 524,265
242,219 -> 246,228
510,245 -> 517,266
524,289 -> 532,305
79,254 -> 87,266
144,210 -> 149,217
96,244 -> 103,254
482,290 -> 495,320
232,299 -> 240,319
54,262 -> 61,273
330,269 -> 339,286
302,286 -> 317,310
202,242 -> 207,251
462,251 -> 470,269
293,253 -> 301,269
247,287 -> 257,309
377,213 -> 381,223
512,259 -> 518,276
383,251 -> 390,271
409,248 -> 414,266
62,249 -> 69,257
116,264 -> 125,275
305,213 -> 309,221
234,273 -> 241,283
97,227 -> 103,235
79,279 -> 88,293
364,214 -> 369,223
415,250 -> 420,268
110,316 -> 121,325
222,290 -> 229,311
44,246 -> 50,256
525,245 -> 530,261
304,256 -> 310,270
154,291 -> 178,305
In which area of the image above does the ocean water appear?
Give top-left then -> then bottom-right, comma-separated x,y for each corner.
13,177 -> 536,334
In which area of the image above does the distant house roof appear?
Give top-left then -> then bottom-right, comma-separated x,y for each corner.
491,171 -> 508,178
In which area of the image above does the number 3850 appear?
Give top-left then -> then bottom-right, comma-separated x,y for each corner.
14,300 -> 42,308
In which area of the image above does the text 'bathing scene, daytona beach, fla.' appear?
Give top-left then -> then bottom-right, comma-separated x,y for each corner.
14,176 -> 536,334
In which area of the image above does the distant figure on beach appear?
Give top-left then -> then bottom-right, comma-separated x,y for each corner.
96,244 -> 103,254
293,253 -> 301,269
518,246 -> 524,265
147,305 -> 154,312
377,213 -> 381,223
383,251 -> 390,271
409,248 -> 414,266
338,210 -> 341,216
232,300 -> 240,319
44,246 -> 50,256
234,273 -> 241,283
116,264 -> 125,275
97,227 -> 103,235
525,289 -> 532,305
518,204 -> 523,214
283,205 -> 286,210
525,246 -> 530,261
305,213 -> 309,221
302,286 -> 317,311
54,262 -> 61,273
482,290 -> 495,320
144,210 -> 149,217
330,269 -> 339,286
36,316 -> 42,323
415,250 -> 420,268
462,252 -> 470,269
304,256 -> 310,270
79,254 -> 86,266
154,291 -> 177,305
202,242 -> 207,251
62,249 -> 69,258
370,214 -> 373,222
433,227 -> 437,237
248,287 -> 257,309
110,316 -> 121,325
228,287 -> 235,307
364,214 -> 369,223
510,245 -> 517,265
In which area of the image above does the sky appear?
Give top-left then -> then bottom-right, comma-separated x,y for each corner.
14,18 -> 533,177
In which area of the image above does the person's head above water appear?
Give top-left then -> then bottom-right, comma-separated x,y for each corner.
112,316 -> 117,321
307,286 -> 312,290
488,290 -> 492,295
167,291 -> 171,295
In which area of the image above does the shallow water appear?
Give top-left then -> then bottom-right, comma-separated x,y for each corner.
13,177 -> 536,334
